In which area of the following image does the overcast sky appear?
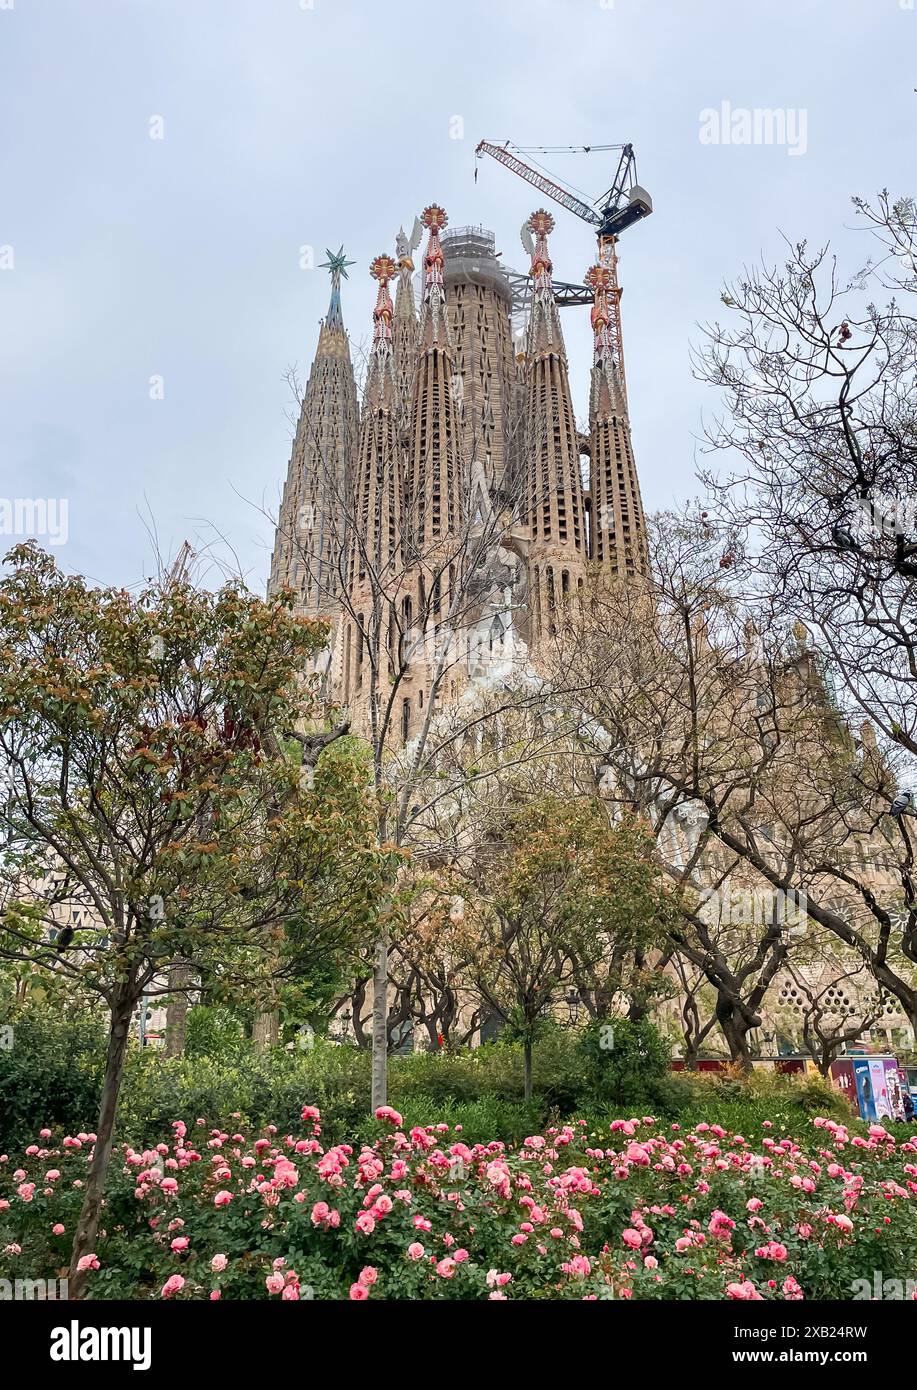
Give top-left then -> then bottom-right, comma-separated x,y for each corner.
1,0 -> 914,590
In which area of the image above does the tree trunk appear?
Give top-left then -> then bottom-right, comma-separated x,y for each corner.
523,1036 -> 533,1103
68,994 -> 134,1297
371,931 -> 389,1111
719,1011 -> 754,1074
163,961 -> 192,1057
252,1010 -> 279,1048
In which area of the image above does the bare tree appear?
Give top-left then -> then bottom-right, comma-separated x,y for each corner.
548,513 -> 917,1065
693,190 -> 917,760
778,955 -> 887,1076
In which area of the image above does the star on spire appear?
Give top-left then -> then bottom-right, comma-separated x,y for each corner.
320,246 -> 356,332
320,246 -> 356,288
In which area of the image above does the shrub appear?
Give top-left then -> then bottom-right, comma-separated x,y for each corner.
185,1007 -> 246,1060
575,1016 -> 672,1108
3,1109 -> 915,1300
0,1015 -> 105,1147
0,1012 -> 857,1153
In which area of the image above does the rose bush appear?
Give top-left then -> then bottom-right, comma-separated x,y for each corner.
2,1108 -> 916,1300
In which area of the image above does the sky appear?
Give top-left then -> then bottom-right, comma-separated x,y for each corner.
1,0 -> 914,591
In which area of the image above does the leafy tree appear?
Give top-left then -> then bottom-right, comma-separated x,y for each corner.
450,797 -> 676,1100
0,544 -> 385,1293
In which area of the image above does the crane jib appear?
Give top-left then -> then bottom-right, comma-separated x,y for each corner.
475,139 -> 651,241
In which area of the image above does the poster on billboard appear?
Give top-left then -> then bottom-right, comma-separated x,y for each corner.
870,1058 -> 892,1118
852,1058 -> 876,1121
884,1060 -> 906,1120
830,1058 -> 857,1114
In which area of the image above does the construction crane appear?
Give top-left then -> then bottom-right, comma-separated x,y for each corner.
475,141 -> 652,242
163,540 -> 194,588
475,140 -> 652,400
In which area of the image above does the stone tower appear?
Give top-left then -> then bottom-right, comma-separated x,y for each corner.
406,204 -> 465,555
441,225 -> 519,506
340,254 -> 403,720
270,198 -> 652,716
521,210 -> 588,642
398,204 -> 469,739
269,248 -> 359,671
586,245 -> 648,574
393,220 -> 421,437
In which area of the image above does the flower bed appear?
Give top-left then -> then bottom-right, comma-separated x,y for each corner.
2,1108 -> 917,1300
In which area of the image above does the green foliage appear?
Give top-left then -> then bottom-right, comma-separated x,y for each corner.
0,1012 -> 857,1151
0,542 -> 384,1024
576,1015 -> 673,1107
184,1006 -> 246,1060
455,797 -> 678,1092
0,1013 -> 106,1144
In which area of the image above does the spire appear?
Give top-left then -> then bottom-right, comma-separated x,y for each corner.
365,253 -> 397,410
345,254 -> 403,620
319,246 -> 356,334
585,252 -> 626,418
406,204 -> 465,552
418,203 -> 451,350
269,246 -> 359,668
586,246 -> 647,575
525,210 -> 563,359
522,210 -> 586,639
394,218 -> 421,426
